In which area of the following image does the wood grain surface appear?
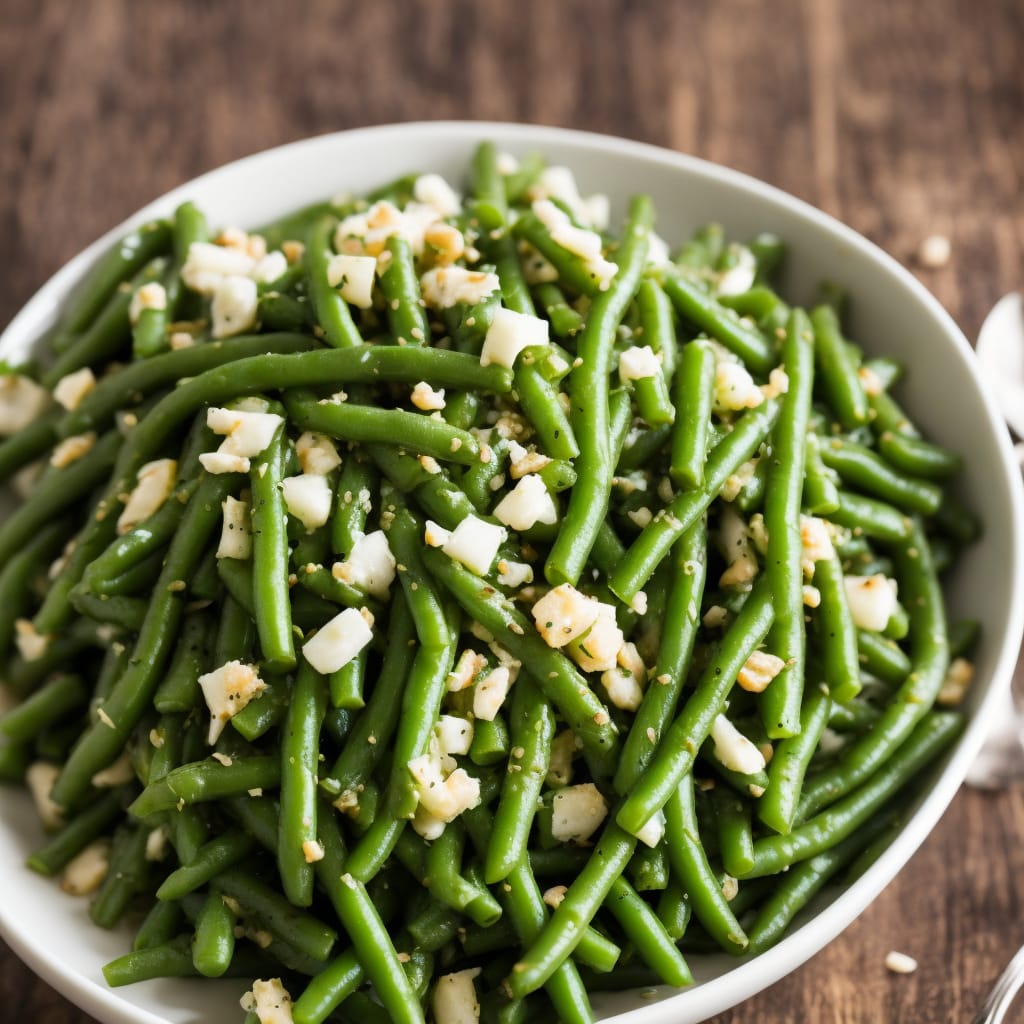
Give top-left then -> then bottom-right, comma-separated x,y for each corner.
1,1 -> 1022,1021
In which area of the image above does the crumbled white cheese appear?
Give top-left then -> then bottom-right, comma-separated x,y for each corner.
302,607 -> 374,675
250,250 -> 289,285
198,660 -> 267,743
411,381 -> 447,411
528,166 -> 607,229
551,783 -> 608,843
413,173 -> 462,218
493,474 -> 557,531
716,246 -> 757,296
412,804 -> 448,841
50,431 -> 95,468
711,715 -> 766,775
432,968 -> 481,1024
602,664 -> 644,711
334,199 -> 442,259
241,977 -> 294,1024
200,406 -> 284,474
420,266 -> 500,310
441,515 -> 506,575
508,444 -> 552,479
737,650 -> 787,693
182,241 -> 256,295
843,574 -> 899,632
435,714 -> 474,758
281,473 -> 333,532
61,839 -> 110,895
53,367 -> 96,412
480,307 -> 549,369
302,840 -> 325,864
0,373 -> 50,435
117,458 -> 177,534
937,657 -> 974,707
332,530 -> 396,599
497,559 -> 534,589
27,762 -> 63,828
294,432 -> 341,476
635,809 -> 666,849
129,281 -> 168,325
761,366 -> 790,400
211,275 -> 258,338
532,199 -> 617,286
718,505 -> 759,588
473,666 -> 513,722
532,583 -> 600,648
800,515 -> 835,576
326,252 -> 377,309
423,222 -> 465,265
408,757 -> 481,822
14,619 -> 50,662
571,604 -> 624,674
619,345 -> 662,381
714,361 -> 764,413
447,649 -> 488,692
217,496 -> 252,559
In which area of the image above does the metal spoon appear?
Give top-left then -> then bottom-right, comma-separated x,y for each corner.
965,291 -> 1024,791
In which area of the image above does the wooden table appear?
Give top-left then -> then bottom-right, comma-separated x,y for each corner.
2,1 -> 1022,1020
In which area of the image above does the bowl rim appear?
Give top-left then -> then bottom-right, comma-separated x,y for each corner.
2,119 -> 1023,1024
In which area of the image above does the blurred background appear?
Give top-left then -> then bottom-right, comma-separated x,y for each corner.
1,1 -> 1022,1021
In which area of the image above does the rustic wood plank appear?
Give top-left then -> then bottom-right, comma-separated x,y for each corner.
0,0 -> 1022,1021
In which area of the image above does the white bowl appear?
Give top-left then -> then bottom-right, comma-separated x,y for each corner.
2,122 -> 1022,1024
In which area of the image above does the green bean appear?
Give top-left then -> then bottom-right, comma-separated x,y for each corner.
615,518 -> 707,794
44,258 -> 166,387
157,829 -> 256,901
305,217 -> 363,349
533,282 -> 584,338
166,201 -> 208,320
0,674 -> 88,742
631,367 -> 675,427
512,211 -> 608,298
292,949 -> 364,1024
514,355 -> 579,460
819,438 -> 942,515
664,775 -> 748,952
809,304 -> 868,430
798,518 -> 949,818
285,388 -> 482,466
370,444 -> 477,529
471,141 -> 509,229
0,428 -> 121,568
545,195 -> 654,586
69,589 -> 148,632
26,787 -> 126,876
90,824 -> 150,928
636,277 -> 679,382
605,876 -> 692,986
949,619 -> 981,660
801,431 -> 840,515
51,471 -> 238,810
656,882 -> 692,941
811,547 -> 861,705
609,398 -> 781,602
423,548 -> 618,764
214,867 -> 337,963
828,489 -> 911,543
129,755 -> 280,817
192,888 -> 235,977
50,220 -> 172,352
103,937 -> 200,987
380,235 -> 431,346
508,821 -> 636,998
627,840 -> 670,891
153,611 -> 209,714
322,592 -> 415,800
616,579 -> 773,835
0,409 -> 60,485
62,334 -> 316,438
419,825 -> 502,926
250,422 -> 295,671
746,711 -> 962,877
713,788 -> 756,878
761,309 -> 814,737
661,273 -> 775,374
470,714 -> 511,766
877,429 -> 961,480
485,678 -> 555,884
134,899 -> 185,952
669,339 -> 716,489
758,683 -> 831,835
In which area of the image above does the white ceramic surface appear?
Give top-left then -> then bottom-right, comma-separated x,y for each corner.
1,122 -> 1023,1024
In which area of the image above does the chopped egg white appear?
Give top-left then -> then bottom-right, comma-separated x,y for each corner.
716,246 -> 757,296
843,574 -> 898,632
53,367 -> 96,411
181,241 -> 256,295
200,406 -> 284,474
281,473 -> 333,532
711,715 -> 766,775
551,783 -> 608,843
332,530 -> 397,599
211,275 -> 258,338
619,345 -> 662,381
493,474 -> 557,531
714,360 -> 764,413
473,666 -> 513,722
413,173 -> 462,218
532,583 -> 600,648
117,458 -> 177,534
441,515 -> 506,575
480,307 -> 549,369
302,607 -> 374,675
570,604 -> 623,673
419,266 -> 500,309
326,252 -> 377,309
294,432 -> 341,476
198,660 -> 267,743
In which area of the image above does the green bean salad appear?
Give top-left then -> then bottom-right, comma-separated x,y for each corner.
0,142 -> 980,1024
